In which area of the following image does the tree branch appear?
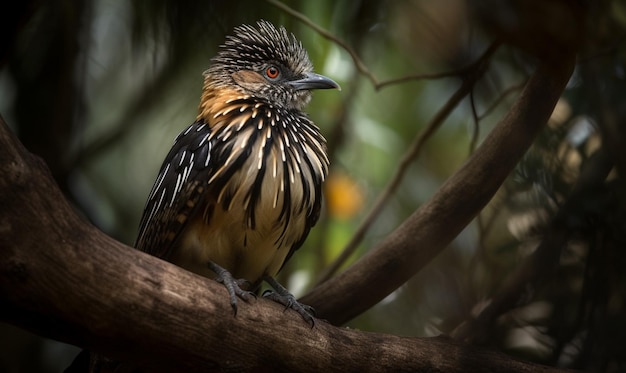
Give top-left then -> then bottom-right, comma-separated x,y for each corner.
302,54 -> 577,325
0,116 -> 574,372
316,42 -> 500,284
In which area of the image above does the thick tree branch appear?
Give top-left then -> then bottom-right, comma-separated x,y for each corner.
0,117 -> 574,372
302,55 -> 577,325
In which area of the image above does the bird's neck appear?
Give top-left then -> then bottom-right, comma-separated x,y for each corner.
197,83 -> 252,124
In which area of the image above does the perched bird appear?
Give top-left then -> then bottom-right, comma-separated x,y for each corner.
65,20 -> 338,373
135,20 -> 339,322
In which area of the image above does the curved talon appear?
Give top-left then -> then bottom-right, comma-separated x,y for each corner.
262,276 -> 316,327
236,278 -> 252,289
236,279 -> 257,299
209,261 -> 252,315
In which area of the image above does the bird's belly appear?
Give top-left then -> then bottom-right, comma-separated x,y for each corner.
173,158 -> 310,286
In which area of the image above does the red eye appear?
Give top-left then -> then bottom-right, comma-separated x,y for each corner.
266,66 -> 280,79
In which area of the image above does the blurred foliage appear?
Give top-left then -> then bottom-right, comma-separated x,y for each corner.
1,0 -> 626,372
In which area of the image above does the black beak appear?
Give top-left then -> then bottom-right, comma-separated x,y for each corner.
288,72 -> 340,91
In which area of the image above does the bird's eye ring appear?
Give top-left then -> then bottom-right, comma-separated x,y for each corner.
265,66 -> 280,80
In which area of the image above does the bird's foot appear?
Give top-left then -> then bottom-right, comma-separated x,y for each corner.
263,276 -> 316,327
208,261 -> 255,316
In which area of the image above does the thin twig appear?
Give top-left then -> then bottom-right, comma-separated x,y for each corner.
470,81 -> 527,154
468,88 -> 481,154
478,82 -> 526,121
315,42 -> 501,284
375,69 -> 479,89
267,0 -> 480,90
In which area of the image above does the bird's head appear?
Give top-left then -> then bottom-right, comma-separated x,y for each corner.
204,20 -> 339,111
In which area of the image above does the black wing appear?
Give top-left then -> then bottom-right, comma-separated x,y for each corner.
135,120 -> 212,259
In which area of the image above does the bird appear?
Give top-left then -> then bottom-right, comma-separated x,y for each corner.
65,20 -> 339,373
134,20 -> 339,323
